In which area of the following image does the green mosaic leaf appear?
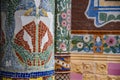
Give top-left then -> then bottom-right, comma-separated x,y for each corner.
116,15 -> 120,20
104,48 -> 111,53
71,46 -> 77,51
111,47 -> 117,53
78,48 -> 83,52
99,13 -> 107,22
89,43 -> 94,47
108,14 -> 115,21
103,43 -> 108,47
72,40 -> 80,44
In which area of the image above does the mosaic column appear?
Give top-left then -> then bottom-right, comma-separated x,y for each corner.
55,0 -> 71,80
0,0 -> 55,79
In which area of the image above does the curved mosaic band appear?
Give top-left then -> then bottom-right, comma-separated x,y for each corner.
0,70 -> 54,78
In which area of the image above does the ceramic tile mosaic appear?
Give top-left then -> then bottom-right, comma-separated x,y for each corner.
72,0 -> 120,30
86,0 -> 120,27
55,56 -> 70,72
55,73 -> 70,80
103,35 -> 120,54
0,0 -> 55,78
70,34 -> 94,53
2,76 -> 54,80
55,0 -> 71,53
94,35 -> 103,53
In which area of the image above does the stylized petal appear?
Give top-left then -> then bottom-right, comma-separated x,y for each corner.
61,20 -> 67,27
67,24 -> 71,31
60,42 -> 67,51
67,9 -> 71,16
77,42 -> 83,49
83,35 -> 90,42
67,17 -> 71,23
61,12 -> 67,19
106,36 -> 117,46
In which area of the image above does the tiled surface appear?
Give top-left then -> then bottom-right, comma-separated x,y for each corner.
70,72 -> 82,80
55,73 -> 70,80
108,63 -> 120,75
55,56 -> 70,72
2,76 -> 55,80
103,35 -> 120,54
55,0 -> 71,79
1,0 -> 55,78
55,0 -> 71,53
71,60 -> 120,80
72,0 -> 120,30
71,34 -> 94,53
70,34 -> 120,54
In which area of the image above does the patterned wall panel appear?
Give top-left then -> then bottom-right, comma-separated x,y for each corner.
71,0 -> 120,80
55,0 -> 71,53
103,35 -> 120,54
72,0 -> 120,30
70,34 -> 120,54
71,34 -> 94,53
55,0 -> 71,80
0,0 -> 55,78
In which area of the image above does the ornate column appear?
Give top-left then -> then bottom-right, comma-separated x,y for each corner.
0,0 -> 55,79
55,0 -> 71,80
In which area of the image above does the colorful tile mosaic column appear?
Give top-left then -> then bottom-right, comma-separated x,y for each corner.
55,0 -> 71,80
0,0 -> 55,79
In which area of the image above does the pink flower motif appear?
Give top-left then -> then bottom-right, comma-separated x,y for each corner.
106,36 -> 117,46
60,42 -> 67,51
61,20 -> 67,27
67,24 -> 71,31
67,17 -> 71,23
61,12 -> 67,19
67,9 -> 71,16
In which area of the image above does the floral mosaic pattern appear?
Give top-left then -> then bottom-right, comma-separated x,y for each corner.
55,0 -> 71,53
0,0 -> 55,78
103,35 -> 120,54
71,35 -> 94,53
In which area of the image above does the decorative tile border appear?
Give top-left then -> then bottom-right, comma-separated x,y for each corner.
0,70 -> 54,78
2,76 -> 55,80
70,34 -> 94,53
55,56 -> 70,72
55,0 -> 71,53
70,34 -> 120,54
103,35 -> 120,54
55,73 -> 70,80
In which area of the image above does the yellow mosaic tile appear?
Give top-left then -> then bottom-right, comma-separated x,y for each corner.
30,78 -> 38,80
37,77 -> 43,80
2,78 -> 12,80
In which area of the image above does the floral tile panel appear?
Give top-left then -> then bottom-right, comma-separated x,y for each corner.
70,34 -> 94,53
103,35 -> 120,54
55,0 -> 71,53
